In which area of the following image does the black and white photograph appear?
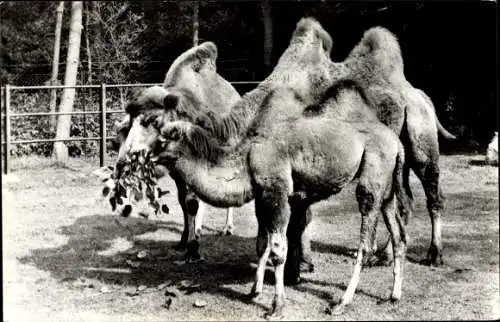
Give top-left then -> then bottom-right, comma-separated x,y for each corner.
1,0 -> 498,320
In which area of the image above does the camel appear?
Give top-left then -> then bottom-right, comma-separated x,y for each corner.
193,24 -> 454,266
106,41 -> 241,258
322,26 -> 455,266
115,17 -> 337,270
150,81 -> 412,317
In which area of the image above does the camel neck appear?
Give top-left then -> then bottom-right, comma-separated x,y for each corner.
173,151 -> 254,208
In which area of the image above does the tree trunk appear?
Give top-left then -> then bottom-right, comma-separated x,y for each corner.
84,1 -> 92,84
53,1 -> 83,165
192,0 -> 199,47
261,0 -> 273,77
49,1 -> 65,130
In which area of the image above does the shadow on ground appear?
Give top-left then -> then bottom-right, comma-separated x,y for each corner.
17,186 -> 499,310
19,213 -> 375,309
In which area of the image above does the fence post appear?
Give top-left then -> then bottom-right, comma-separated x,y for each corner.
4,84 -> 11,174
99,83 -> 106,167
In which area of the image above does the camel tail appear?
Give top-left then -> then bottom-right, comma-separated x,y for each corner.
393,142 -> 414,235
436,116 -> 457,140
417,88 -> 457,140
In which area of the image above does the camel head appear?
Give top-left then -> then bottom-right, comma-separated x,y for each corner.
107,41 -> 240,217
154,120 -> 222,166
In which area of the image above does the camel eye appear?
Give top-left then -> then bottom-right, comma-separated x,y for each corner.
140,114 -> 157,127
169,128 -> 181,141
152,117 -> 164,130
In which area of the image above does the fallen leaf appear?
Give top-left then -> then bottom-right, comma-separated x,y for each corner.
157,281 -> 172,290
162,297 -> 173,309
137,250 -> 148,259
179,280 -> 192,288
100,286 -> 111,293
164,288 -> 179,297
193,299 -> 207,308
126,259 -> 141,268
173,260 -> 185,266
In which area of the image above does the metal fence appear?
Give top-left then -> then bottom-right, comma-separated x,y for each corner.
1,82 -> 259,174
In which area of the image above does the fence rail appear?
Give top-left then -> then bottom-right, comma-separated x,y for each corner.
1,81 -> 260,174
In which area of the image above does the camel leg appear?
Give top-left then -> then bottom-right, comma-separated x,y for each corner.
253,190 -> 291,319
171,174 -> 189,250
327,184 -> 380,315
248,223 -> 270,301
284,199 -> 314,285
405,101 -> 444,266
376,162 -> 412,266
184,191 -> 202,261
171,172 -> 203,260
412,157 -> 444,266
194,201 -> 205,237
380,196 -> 406,302
300,207 -> 315,273
219,207 -> 235,236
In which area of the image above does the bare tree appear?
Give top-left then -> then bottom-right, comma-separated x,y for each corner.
53,1 -> 83,165
84,1 -> 92,84
49,1 -> 65,129
192,0 -> 199,47
261,0 -> 273,76
88,2 -> 146,108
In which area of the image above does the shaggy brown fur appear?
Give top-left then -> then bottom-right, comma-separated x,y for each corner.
194,17 -> 335,145
118,17 -> 338,271
325,26 -> 455,265
113,41 -> 240,257
154,82 -> 412,317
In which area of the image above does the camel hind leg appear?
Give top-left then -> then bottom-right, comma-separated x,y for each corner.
380,195 -> 406,302
412,156 -> 444,266
327,179 -> 383,315
171,172 -> 203,261
219,207 -> 235,236
405,104 -> 444,266
284,195 -> 314,285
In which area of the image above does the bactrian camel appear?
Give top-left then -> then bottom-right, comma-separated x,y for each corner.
116,17 -> 338,269
151,81 -> 412,318
106,42 -> 240,257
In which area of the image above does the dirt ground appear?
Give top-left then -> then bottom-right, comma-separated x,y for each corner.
2,154 -> 499,321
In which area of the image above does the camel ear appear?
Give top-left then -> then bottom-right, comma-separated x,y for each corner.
315,28 -> 333,55
164,93 -> 180,110
161,125 -> 182,141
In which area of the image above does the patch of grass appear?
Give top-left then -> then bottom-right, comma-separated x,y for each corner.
2,154 -> 499,320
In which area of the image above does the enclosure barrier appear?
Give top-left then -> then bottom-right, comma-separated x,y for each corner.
1,82 -> 260,174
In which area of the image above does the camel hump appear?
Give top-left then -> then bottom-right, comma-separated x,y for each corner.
164,41 -> 219,86
294,16 -> 333,55
348,26 -> 404,79
194,41 -> 218,63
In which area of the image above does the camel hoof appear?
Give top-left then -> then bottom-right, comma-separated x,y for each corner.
300,261 -> 315,273
184,250 -> 201,262
421,247 -> 444,266
420,256 -> 444,267
366,254 -> 392,267
377,297 -> 400,305
284,274 -> 301,286
325,304 -> 347,315
173,242 -> 186,251
244,290 -> 263,303
264,304 -> 285,320
219,226 -> 234,236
